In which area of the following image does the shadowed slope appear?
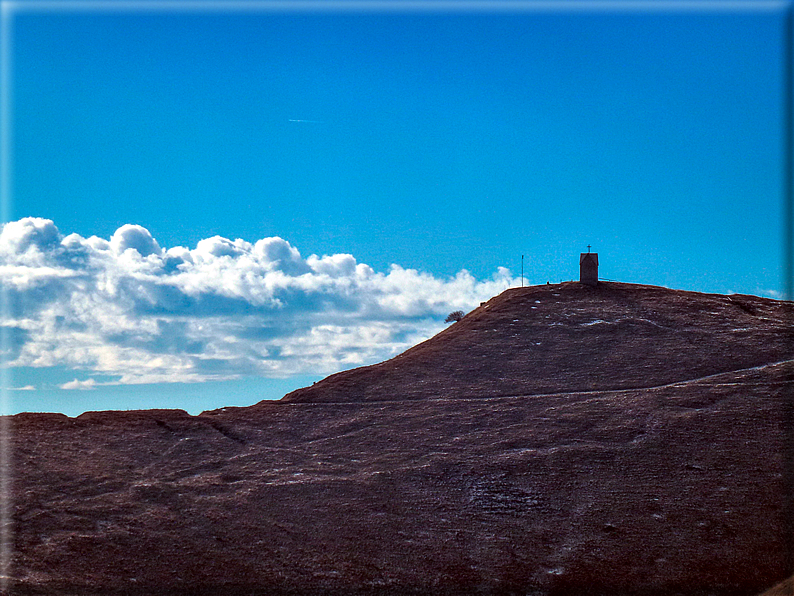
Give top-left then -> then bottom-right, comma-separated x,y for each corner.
13,363 -> 793,596
281,282 -> 793,403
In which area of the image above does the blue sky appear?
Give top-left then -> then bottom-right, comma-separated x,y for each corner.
2,1 -> 789,415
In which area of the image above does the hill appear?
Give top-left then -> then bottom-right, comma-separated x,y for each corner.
10,282 -> 794,596
282,282 -> 792,403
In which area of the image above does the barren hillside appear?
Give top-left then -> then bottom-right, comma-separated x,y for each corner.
282,282 -> 793,403
11,282 -> 794,596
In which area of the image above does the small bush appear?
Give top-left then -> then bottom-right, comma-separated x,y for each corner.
445,310 -> 464,323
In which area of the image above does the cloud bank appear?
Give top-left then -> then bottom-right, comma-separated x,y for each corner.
1,218 -> 515,386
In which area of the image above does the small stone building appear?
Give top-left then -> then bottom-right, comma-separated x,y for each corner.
580,252 -> 598,286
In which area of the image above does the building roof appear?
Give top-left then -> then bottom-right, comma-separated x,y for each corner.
580,253 -> 598,266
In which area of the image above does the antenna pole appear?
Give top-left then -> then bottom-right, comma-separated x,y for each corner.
521,255 -> 524,287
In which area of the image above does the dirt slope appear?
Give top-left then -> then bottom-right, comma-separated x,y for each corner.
10,282 -> 794,596
282,282 -> 793,403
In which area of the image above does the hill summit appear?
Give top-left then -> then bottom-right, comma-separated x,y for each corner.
282,281 -> 792,403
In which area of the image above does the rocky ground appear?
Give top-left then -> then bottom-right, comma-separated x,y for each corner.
284,282 -> 793,403
10,282 -> 794,595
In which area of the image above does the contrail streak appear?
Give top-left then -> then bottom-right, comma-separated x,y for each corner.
288,119 -> 323,124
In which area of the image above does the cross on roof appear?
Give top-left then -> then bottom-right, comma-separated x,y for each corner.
587,244 -> 591,253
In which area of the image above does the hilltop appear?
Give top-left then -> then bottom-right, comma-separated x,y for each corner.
10,282 -> 794,596
282,281 -> 792,403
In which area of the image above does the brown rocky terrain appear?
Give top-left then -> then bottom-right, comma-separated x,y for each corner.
283,282 -> 793,403
760,575 -> 794,596
10,282 -> 794,595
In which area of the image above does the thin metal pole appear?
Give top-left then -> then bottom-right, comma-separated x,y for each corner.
521,255 -> 523,287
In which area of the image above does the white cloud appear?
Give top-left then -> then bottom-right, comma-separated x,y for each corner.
0,217 -> 60,258
756,288 -> 785,300
0,218 -> 517,385
110,224 -> 162,257
59,378 -> 97,390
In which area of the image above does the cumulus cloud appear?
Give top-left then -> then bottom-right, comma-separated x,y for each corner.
110,224 -> 162,257
0,218 -> 516,385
